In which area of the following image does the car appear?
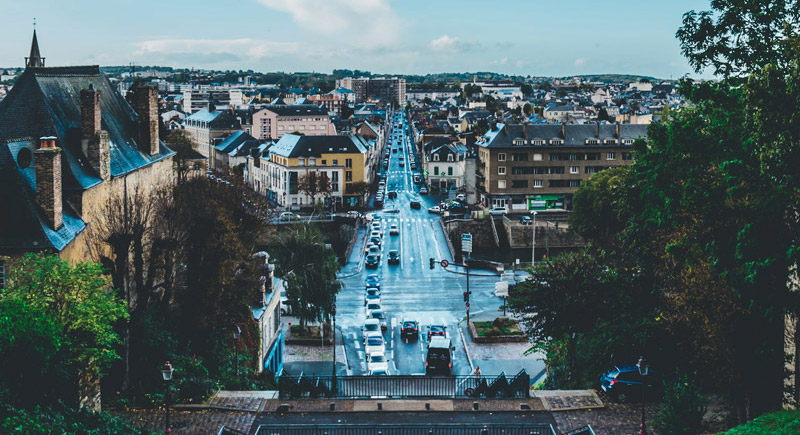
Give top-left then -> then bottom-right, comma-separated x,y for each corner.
362,318 -> 381,343
365,213 -> 376,222
393,148 -> 398,153
279,211 -> 299,221
411,163 -> 417,170
347,211 -> 362,219
410,201 -> 421,210
371,221 -> 382,231
365,274 -> 381,289
280,290 -> 291,315
425,337 -> 454,375
600,365 -> 662,403
378,181 -> 386,188
427,324 -> 447,341
370,310 -> 388,331
419,186 -> 428,194
399,155 -> 404,161
400,319 -> 419,341
365,254 -> 379,269
366,302 -> 382,318
364,288 -> 381,306
456,193 -> 466,201
368,352 -> 390,374
370,230 -> 382,240
384,208 -> 400,214
489,206 -> 508,216
364,331 -> 385,357
387,191 -> 397,199
387,250 -> 400,265
519,215 -> 532,225
389,224 -> 399,235
428,205 -> 441,214
364,242 -> 375,255
368,245 -> 381,259
369,236 -> 382,248
399,161 -> 405,167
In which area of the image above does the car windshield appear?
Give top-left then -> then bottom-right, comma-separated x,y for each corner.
365,323 -> 379,331
403,322 -> 417,329
367,255 -> 377,261
367,304 -> 380,310
431,326 -> 445,333
370,355 -> 386,363
367,275 -> 379,281
367,337 -> 383,346
372,311 -> 385,319
367,289 -> 379,295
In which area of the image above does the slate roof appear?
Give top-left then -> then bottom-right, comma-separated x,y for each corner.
0,65 -> 175,253
478,123 -> 648,148
214,130 -> 257,154
186,109 -> 241,129
269,134 -> 368,159
261,104 -> 328,117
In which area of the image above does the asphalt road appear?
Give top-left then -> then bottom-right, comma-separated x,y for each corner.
336,111 -> 506,377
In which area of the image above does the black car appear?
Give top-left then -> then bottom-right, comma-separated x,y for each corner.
365,254 -> 379,269
401,319 -> 419,340
410,201 -> 421,210
387,191 -> 397,199
600,365 -> 662,403
427,324 -> 447,340
387,250 -> 400,265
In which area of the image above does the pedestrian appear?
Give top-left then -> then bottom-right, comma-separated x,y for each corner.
474,365 -> 481,380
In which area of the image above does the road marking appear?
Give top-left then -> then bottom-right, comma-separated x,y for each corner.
354,341 -> 361,350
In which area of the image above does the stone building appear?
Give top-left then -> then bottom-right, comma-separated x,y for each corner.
0,31 -> 175,266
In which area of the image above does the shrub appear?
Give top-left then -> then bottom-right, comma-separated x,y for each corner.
653,371 -> 707,435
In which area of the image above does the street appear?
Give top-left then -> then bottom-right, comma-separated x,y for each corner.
335,111 -> 507,376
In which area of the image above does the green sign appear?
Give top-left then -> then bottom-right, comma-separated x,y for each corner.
528,195 -> 565,211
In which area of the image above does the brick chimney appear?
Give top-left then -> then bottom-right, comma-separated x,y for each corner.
130,84 -> 159,155
615,121 -> 620,138
35,136 -> 62,230
81,85 -> 110,180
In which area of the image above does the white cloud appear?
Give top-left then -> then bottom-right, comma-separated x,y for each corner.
133,38 -> 309,65
574,57 -> 588,67
429,35 -> 477,53
258,0 -> 402,47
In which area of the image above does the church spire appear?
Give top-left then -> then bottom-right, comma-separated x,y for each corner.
26,21 -> 45,68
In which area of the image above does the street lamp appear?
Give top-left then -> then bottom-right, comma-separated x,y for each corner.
637,356 -> 649,435
161,361 -> 174,435
331,303 -> 338,393
233,325 -> 241,377
530,211 -> 538,267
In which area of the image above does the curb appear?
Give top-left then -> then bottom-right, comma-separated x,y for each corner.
457,321 -> 474,372
443,266 -> 500,277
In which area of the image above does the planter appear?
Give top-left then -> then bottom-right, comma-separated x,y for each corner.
285,324 -> 334,346
469,318 -> 528,344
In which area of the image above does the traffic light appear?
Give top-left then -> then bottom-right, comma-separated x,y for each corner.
429,258 -> 435,269
463,292 -> 468,302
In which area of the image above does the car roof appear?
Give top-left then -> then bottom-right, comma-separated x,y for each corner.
429,336 -> 451,348
364,318 -> 380,326
366,330 -> 382,337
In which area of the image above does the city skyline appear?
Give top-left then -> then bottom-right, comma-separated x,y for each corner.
2,0 -> 712,79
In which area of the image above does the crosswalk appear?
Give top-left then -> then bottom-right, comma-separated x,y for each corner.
380,217 -> 439,223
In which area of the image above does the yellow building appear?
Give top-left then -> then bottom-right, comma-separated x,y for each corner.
261,134 -> 373,209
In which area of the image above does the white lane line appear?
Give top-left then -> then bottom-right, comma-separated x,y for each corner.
354,341 -> 361,350
349,332 -> 356,340
360,361 -> 367,371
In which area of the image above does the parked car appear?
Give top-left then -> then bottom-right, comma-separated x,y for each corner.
427,324 -> 447,341
387,250 -> 400,265
387,191 -> 397,199
410,201 -> 421,210
428,205 -> 441,214
600,365 -> 662,403
362,318 -> 381,343
365,274 -> 381,289
279,211 -> 299,221
368,352 -> 390,375
370,230 -> 382,240
419,186 -> 428,194
389,224 -> 400,235
519,215 -> 532,225
364,331 -> 385,357
399,161 -> 405,167
489,206 -> 508,216
365,254 -> 379,269
400,319 -> 419,341
364,242 -> 375,255
411,163 -> 417,170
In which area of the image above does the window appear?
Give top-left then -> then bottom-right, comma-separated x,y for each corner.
533,153 -> 542,161
320,124 -> 326,130
447,154 -> 454,162
287,125 -> 295,130
434,166 -> 440,175
278,126 -> 284,131
332,183 -> 339,191
513,139 -> 526,146
512,153 -> 528,162
298,158 -> 305,166
511,179 -> 528,188
447,167 -> 453,175
550,139 -> 564,145
433,154 -> 440,161
534,179 -> 543,188
333,159 -> 338,165
345,171 -> 353,181
308,125 -> 316,130
497,180 -> 506,189
299,125 -> 306,130
570,166 -> 579,174
331,172 -> 338,181
604,139 -> 617,144
568,153 -> 578,161
346,159 -> 353,168
498,166 -> 506,175
532,139 -> 546,145
309,157 -> 316,166
322,160 -> 327,165
606,152 -> 616,160
497,153 -> 506,161
549,154 -> 560,161
623,152 -> 634,161
586,139 -> 600,145
622,138 -> 635,145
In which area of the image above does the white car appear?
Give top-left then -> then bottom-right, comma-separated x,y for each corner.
489,206 -> 508,216
368,352 -> 390,375
364,331 -> 385,357
428,206 -> 441,214
362,318 -> 381,343
366,302 -> 382,318
456,193 -> 466,201
368,245 -> 381,259
389,224 -> 399,235
279,211 -> 299,221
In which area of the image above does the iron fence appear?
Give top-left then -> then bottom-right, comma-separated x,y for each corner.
254,423 -> 556,435
218,426 -> 249,435
278,370 -> 530,399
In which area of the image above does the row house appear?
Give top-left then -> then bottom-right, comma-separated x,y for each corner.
476,123 -> 647,211
423,138 -> 468,190
183,108 -> 242,158
252,104 -> 335,140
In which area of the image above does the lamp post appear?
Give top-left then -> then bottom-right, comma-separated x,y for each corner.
233,325 -> 241,377
530,211 -> 538,267
161,361 -> 174,435
331,303 -> 338,393
637,356 -> 649,435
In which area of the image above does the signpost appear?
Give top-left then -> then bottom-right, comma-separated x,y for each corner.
461,233 -> 473,255
440,259 -> 449,268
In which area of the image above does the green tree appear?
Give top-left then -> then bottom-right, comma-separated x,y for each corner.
270,225 -> 341,330
522,103 -> 533,117
653,371 -> 708,435
569,166 -> 630,251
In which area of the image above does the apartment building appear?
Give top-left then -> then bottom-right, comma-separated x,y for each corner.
335,77 -> 406,104
252,105 -> 335,140
258,134 -> 371,208
183,109 -> 242,157
423,139 -> 469,190
183,88 -> 243,113
307,93 -> 343,115
476,123 -> 647,211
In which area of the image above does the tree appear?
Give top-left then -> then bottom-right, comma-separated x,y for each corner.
568,166 -> 629,251
596,107 -> 614,122
522,103 -> 533,117
165,130 -> 198,184
341,104 -> 354,119
347,181 -> 371,209
270,225 -> 341,330
520,82 -> 533,97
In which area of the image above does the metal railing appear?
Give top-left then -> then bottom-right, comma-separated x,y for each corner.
218,426 -> 249,435
278,370 -> 530,399
560,425 -> 595,435
254,423 -> 556,435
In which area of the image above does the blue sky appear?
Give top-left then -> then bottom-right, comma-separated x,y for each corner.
1,0 -> 713,79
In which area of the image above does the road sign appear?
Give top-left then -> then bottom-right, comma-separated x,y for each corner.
440,259 -> 449,268
494,281 -> 509,297
461,233 -> 473,254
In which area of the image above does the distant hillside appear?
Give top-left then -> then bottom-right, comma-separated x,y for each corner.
567,74 -> 666,83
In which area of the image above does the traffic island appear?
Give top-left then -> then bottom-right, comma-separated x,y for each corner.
469,318 -> 528,343
286,323 -> 334,346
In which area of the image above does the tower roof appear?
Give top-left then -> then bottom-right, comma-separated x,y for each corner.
26,29 -> 45,68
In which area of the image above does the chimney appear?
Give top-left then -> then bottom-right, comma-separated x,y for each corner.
561,122 -> 566,139
81,86 -> 110,180
596,122 -> 600,138
131,83 -> 160,155
35,136 -> 63,230
615,121 -> 620,138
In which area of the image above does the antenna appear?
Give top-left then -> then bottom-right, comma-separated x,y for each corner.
33,18 -> 36,29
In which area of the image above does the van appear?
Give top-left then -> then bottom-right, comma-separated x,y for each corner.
425,336 -> 455,374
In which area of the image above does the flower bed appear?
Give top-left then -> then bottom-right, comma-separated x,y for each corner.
469,318 -> 528,343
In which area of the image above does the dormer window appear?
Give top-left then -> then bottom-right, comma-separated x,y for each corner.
586,139 -> 600,145
604,139 -> 617,145
447,154 -> 454,162
621,138 -> 635,145
433,154 -> 440,161
513,139 -> 526,146
531,139 -> 546,146
550,139 -> 564,145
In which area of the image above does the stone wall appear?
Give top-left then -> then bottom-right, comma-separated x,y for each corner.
504,221 -> 584,250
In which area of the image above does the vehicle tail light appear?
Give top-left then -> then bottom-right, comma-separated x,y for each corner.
610,380 -> 617,386
425,362 -> 428,367
413,327 -> 417,331
448,363 -> 452,368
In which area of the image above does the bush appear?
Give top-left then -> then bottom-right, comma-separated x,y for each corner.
653,371 -> 708,435
720,410 -> 800,435
0,403 -> 157,435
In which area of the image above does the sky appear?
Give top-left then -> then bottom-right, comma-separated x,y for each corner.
1,0 -> 714,79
